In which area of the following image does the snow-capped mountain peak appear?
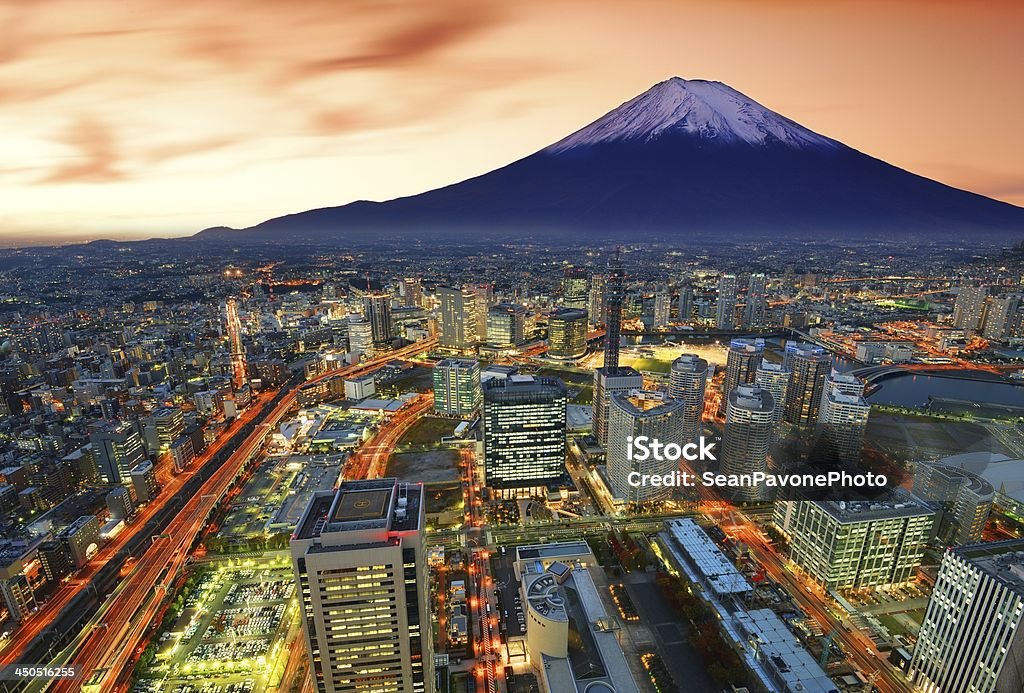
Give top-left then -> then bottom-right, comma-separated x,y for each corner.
546,77 -> 840,152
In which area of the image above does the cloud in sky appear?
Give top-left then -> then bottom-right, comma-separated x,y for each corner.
0,0 -> 1021,241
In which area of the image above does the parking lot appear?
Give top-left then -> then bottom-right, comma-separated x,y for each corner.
134,562 -> 296,692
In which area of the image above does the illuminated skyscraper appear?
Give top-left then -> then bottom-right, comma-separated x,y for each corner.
607,390 -> 684,505
91,422 -> 147,484
744,273 -> 768,328
465,284 -> 492,344
783,343 -> 831,428
400,277 -> 423,308
953,285 -> 989,333
291,479 -> 433,693
438,286 -> 476,350
346,315 -> 373,359
668,354 -> 709,443
548,307 -> 588,360
913,462 -> 993,546
592,252 -> 642,445
677,281 -> 694,323
774,493 -> 934,590
653,286 -> 672,328
588,274 -> 606,327
814,387 -> 870,465
983,293 -> 1022,340
910,539 -> 1024,693
151,407 -> 184,455
483,375 -> 567,493
561,266 -> 589,310
719,338 -> 764,415
362,291 -> 393,347
487,303 -> 525,348
716,274 -> 738,329
433,359 -> 481,418
721,384 -> 775,500
754,361 -> 789,429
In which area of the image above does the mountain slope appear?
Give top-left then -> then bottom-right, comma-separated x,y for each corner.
196,77 -> 1024,242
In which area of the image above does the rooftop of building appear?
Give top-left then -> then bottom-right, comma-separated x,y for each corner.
665,518 -> 752,596
735,609 -> 839,693
516,541 -> 591,562
594,365 -> 642,379
785,342 -> 827,357
436,358 -> 479,369
729,384 -> 774,412
549,307 -> 588,320
917,460 -> 995,498
729,338 -> 765,352
483,374 -> 566,399
294,478 -> 422,540
671,353 -> 709,372
610,389 -> 683,416
523,559 -> 639,693
824,389 -> 867,406
933,452 -> 1024,506
954,539 -> 1024,592
818,490 -> 934,523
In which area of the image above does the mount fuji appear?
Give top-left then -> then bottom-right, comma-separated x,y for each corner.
196,77 -> 1024,242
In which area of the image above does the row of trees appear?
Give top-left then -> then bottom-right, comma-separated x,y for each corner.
655,571 -> 751,689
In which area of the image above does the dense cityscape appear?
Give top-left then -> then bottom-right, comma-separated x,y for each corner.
0,234 -> 1021,693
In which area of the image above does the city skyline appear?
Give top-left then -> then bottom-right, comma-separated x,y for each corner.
1,0 -> 1023,244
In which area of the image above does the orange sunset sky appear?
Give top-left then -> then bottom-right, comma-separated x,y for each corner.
1,0 -> 1021,244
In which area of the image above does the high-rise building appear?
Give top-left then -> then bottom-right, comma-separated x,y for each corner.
953,285 -> 990,333
465,284 -> 492,344
38,541 -> 71,584
814,388 -> 870,465
432,359 -> 481,418
913,462 -> 994,546
983,293 -> 1022,341
291,479 -> 433,693
744,273 -> 768,328
588,274 -> 606,326
106,486 -> 135,522
151,407 -> 185,454
593,368 -> 644,447
91,422 -> 147,484
607,390 -> 685,505
773,493 -> 934,589
547,307 -> 588,360
483,375 -> 567,493
561,266 -> 589,310
668,354 -> 709,443
60,515 -> 101,569
783,343 -> 831,428
716,274 -> 738,329
653,286 -> 672,328
719,338 -> 764,415
721,385 -> 775,500
362,291 -> 393,347
438,286 -> 477,350
677,281 -> 694,323
346,315 -> 374,360
823,368 -> 865,398
400,278 -> 423,308
910,539 -> 1024,693
754,361 -> 789,429
130,460 -> 158,503
486,303 -> 525,348
593,252 -> 643,446
603,253 -> 625,370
